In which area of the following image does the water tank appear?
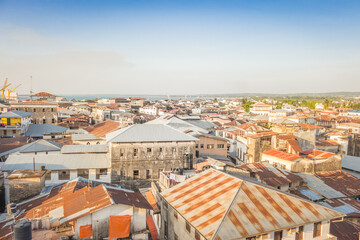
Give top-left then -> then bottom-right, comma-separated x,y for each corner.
14,219 -> 32,240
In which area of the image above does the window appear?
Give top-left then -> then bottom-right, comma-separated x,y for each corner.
120,149 -> 124,157
146,169 -> 151,179
51,108 -> 54,112
147,148 -> 152,153
274,231 -> 283,240
200,144 -> 204,149
296,226 -> 304,240
174,211 -> 178,219
313,222 -> 321,238
42,108 -> 45,112
195,231 -> 200,240
217,144 -> 225,149
160,147 -> 163,152
207,144 -> 214,149
12,130 -> 16,134
196,144 -> 198,148
34,108 -> 36,112
87,142 -> 90,145
172,147 -> 177,153
133,148 -> 138,157
186,222 -> 191,233
133,170 -> 139,179
52,119 -> 55,123
42,119 -> 46,124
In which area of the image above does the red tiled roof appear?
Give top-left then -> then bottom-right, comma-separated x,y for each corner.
262,149 -> 302,161
32,92 -> 56,97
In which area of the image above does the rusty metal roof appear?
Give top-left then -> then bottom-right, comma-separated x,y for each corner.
162,169 -> 344,240
262,149 -> 302,161
316,171 -> 360,197
239,162 -> 303,187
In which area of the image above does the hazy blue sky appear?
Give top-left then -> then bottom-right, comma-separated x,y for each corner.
0,0 -> 360,95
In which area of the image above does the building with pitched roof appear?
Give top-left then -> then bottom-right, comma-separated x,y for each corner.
0,110 -> 33,137
11,101 -> 58,124
106,124 -> 198,189
0,178 -> 153,240
159,168 -> 344,240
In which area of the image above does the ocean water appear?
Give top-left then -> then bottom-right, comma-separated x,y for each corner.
19,94 -> 198,101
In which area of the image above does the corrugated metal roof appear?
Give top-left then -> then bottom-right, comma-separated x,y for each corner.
342,155 -> 360,172
1,153 -> 109,171
71,133 -> 100,141
262,149 -> 302,161
297,173 -> 346,199
162,169 -> 344,240
0,110 -> 33,118
85,120 -> 121,137
61,144 -> 108,154
239,162 -> 303,187
25,124 -> 68,137
0,140 -> 61,157
107,124 -> 198,143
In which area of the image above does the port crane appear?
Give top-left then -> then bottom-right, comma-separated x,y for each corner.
7,84 -> 21,100
1,78 -> 11,99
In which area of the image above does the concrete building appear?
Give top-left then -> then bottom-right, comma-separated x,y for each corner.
7,169 -> 47,203
107,124 -> 198,189
11,101 -> 58,124
158,168 -> 344,240
0,110 -> 33,137
250,102 -> 273,115
261,149 -> 342,173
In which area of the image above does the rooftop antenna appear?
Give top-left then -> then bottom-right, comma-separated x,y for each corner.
30,75 -> 33,101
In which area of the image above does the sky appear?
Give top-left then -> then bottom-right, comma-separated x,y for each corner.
0,0 -> 360,95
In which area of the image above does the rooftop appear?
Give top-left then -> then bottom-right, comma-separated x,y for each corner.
262,149 -> 302,161
106,124 -> 198,143
162,169 -> 343,239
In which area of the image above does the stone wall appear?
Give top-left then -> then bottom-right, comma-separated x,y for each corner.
9,177 -> 45,203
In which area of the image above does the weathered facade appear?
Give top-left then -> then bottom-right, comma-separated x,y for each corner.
11,101 -> 58,124
110,141 -> 196,189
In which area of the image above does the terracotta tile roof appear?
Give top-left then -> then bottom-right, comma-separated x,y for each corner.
85,120 -> 121,137
262,149 -> 302,161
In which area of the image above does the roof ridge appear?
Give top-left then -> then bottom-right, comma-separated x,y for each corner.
211,180 -> 245,240
106,125 -> 133,142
